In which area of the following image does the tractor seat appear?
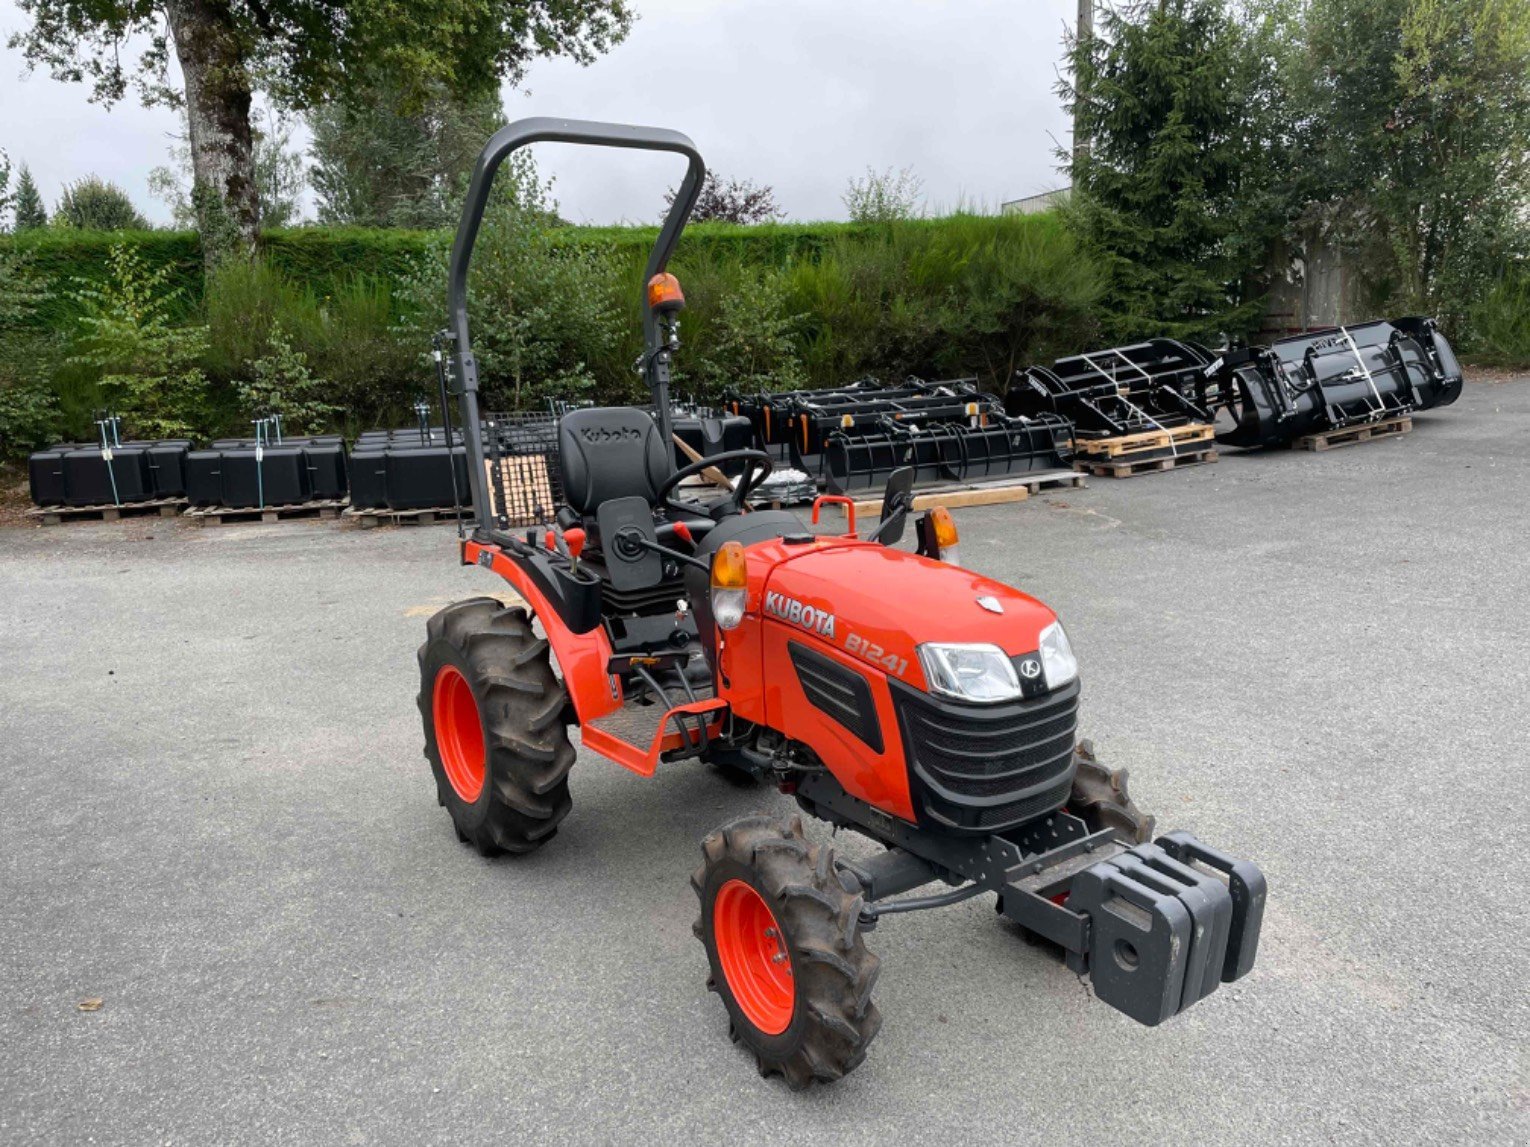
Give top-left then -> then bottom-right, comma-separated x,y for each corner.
557,406 -> 718,549
558,406 -> 673,514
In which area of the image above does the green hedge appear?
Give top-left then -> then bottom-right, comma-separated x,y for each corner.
13,228 -> 204,328
2,212 -> 1107,452
13,219 -> 906,328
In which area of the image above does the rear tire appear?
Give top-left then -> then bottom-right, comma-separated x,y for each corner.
692,813 -> 882,1089
1069,739 -> 1155,845
418,597 -> 574,855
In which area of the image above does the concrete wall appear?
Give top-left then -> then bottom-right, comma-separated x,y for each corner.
1260,231 -> 1372,338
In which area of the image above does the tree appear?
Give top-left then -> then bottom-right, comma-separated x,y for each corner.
150,108 -> 306,230
13,165 -> 47,230
1060,0 -> 1271,342
0,151 -> 11,230
309,79 -> 506,229
236,323 -> 341,433
56,177 -> 150,230
686,270 -> 804,397
396,167 -> 625,411
1279,0 -> 1530,320
842,166 -> 924,223
10,1 -> 633,267
663,174 -> 781,225
67,245 -> 211,437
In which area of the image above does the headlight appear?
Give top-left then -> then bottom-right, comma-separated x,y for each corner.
1038,621 -> 1077,689
916,642 -> 1021,702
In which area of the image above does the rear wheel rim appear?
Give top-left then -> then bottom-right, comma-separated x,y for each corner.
714,879 -> 795,1035
433,664 -> 485,802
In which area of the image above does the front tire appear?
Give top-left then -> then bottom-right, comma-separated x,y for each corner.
692,814 -> 882,1089
417,597 -> 574,855
1069,739 -> 1155,844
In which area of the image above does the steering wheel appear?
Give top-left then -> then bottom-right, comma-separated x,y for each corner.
658,448 -> 774,518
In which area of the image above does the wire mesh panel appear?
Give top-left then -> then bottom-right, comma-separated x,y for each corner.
482,412 -> 563,529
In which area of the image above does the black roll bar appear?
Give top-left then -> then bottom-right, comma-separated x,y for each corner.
445,116 -> 707,532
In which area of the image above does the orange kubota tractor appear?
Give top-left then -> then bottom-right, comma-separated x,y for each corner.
419,119 -> 1267,1088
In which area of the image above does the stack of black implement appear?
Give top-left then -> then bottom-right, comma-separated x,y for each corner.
348,404 -> 562,529
1011,314 -> 1465,466
728,376 -> 1073,495
26,415 -> 192,523
184,416 -> 348,513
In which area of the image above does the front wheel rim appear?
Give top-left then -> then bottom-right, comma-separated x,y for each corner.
713,879 -> 795,1035
432,664 -> 485,802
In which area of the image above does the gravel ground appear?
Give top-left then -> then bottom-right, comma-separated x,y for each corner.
2,379 -> 1527,1145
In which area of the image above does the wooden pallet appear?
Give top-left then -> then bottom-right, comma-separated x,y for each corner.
1290,415 -> 1412,453
183,499 -> 347,526
27,497 -> 186,526
848,470 -> 1083,517
1073,422 -> 1216,459
341,506 -> 469,529
1079,448 -> 1218,479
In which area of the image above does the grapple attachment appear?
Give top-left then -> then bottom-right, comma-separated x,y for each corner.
1009,338 -> 1215,438
731,377 -> 1070,495
819,409 -> 1072,494
727,377 -> 901,465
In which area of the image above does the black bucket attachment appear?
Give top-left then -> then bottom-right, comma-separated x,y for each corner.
671,412 -> 754,477
1390,316 -> 1464,410
1010,339 -> 1215,438
1199,315 -> 1464,448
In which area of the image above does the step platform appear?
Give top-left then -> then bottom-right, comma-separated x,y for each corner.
581,685 -> 727,778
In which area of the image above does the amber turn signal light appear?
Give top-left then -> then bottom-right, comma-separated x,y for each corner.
711,541 -> 747,589
710,541 -> 748,630
930,506 -> 960,565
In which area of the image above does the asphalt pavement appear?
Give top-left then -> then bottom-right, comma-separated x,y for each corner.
2,379 -> 1527,1144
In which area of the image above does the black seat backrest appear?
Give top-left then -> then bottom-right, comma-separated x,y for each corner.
557,407 -> 672,516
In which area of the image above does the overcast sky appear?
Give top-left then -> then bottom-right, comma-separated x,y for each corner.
0,0 -> 1079,226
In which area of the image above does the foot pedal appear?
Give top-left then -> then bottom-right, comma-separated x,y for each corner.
1070,835 -> 1265,1026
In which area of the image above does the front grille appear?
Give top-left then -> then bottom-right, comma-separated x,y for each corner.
893,678 -> 1079,833
973,777 -> 1075,828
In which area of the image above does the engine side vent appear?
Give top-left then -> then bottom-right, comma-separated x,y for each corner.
788,641 -> 883,753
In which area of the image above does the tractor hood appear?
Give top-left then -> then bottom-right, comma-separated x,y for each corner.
758,541 -> 1059,694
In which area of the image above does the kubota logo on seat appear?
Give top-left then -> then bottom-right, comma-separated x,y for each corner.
579,426 -> 642,443
764,591 -> 835,638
